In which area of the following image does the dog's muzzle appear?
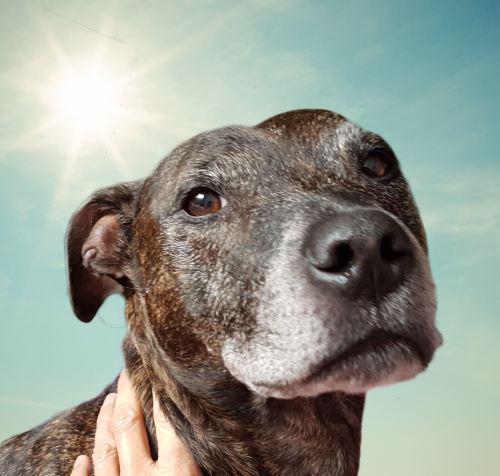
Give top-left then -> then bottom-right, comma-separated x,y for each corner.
222,207 -> 441,399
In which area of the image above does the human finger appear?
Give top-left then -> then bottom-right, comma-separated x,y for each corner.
154,394 -> 203,475
112,371 -> 153,476
70,455 -> 91,476
92,392 -> 120,476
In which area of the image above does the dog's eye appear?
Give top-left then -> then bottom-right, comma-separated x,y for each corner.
184,189 -> 227,217
361,153 -> 388,178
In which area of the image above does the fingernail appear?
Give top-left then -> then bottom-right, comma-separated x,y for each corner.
74,455 -> 87,468
103,393 -> 117,407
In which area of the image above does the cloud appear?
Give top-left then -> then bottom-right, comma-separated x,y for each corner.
407,164 -> 500,269
0,395 -> 61,409
410,166 -> 500,237
356,46 -> 385,59
462,323 -> 500,393
0,274 -> 12,301
248,0 -> 304,12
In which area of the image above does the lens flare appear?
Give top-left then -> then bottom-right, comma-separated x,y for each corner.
55,72 -> 117,130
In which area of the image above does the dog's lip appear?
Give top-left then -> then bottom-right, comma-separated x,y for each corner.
304,330 -> 426,385
249,330 -> 429,399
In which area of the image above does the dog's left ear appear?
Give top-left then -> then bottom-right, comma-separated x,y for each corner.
66,181 -> 142,323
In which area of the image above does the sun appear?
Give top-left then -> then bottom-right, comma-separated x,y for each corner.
54,71 -> 118,131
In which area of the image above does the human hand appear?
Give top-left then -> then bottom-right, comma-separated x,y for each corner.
70,371 -> 203,476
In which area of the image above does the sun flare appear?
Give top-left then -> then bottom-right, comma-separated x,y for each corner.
54,72 -> 118,131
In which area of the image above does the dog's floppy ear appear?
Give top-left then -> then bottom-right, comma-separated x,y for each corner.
66,181 -> 142,323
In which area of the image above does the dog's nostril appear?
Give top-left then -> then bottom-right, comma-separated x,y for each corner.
380,234 -> 406,262
327,243 -> 354,272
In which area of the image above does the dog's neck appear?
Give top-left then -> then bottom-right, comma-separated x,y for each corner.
122,333 -> 364,476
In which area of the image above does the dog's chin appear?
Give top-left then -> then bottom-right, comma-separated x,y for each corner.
253,335 -> 426,399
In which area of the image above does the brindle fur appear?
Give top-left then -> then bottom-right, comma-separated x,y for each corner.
0,110 -> 441,476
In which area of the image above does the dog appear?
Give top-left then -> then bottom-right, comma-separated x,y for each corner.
0,109 -> 442,476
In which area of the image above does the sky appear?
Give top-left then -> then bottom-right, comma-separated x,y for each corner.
0,0 -> 499,474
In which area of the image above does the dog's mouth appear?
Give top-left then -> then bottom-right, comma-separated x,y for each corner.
308,330 -> 427,382
255,331 -> 427,399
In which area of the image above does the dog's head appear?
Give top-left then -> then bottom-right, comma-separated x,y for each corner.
67,109 -> 442,399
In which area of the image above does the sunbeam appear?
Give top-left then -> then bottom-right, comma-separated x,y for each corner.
54,71 -> 117,131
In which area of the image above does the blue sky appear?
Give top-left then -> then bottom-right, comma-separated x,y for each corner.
0,0 -> 499,474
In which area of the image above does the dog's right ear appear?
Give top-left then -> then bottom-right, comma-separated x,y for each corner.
66,181 -> 142,323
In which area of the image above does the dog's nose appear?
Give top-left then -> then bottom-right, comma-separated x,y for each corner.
304,210 -> 414,299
